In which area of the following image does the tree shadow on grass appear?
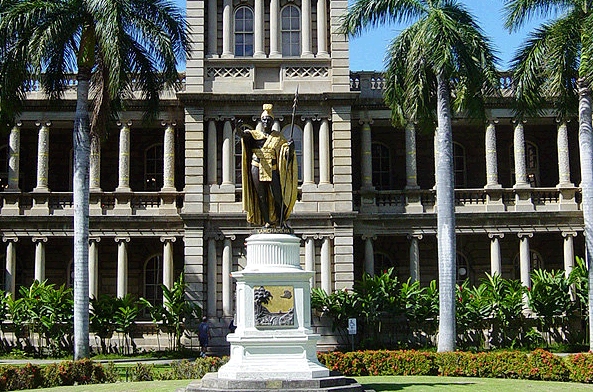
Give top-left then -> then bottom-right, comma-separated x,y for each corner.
362,381 -> 477,391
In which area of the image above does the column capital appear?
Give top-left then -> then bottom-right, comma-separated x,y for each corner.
301,115 -> 322,122
89,237 -> 102,243
2,236 -> 18,243
518,232 -> 533,239
321,234 -> 335,241
488,232 -> 505,239
359,118 -> 373,126
115,237 -> 130,243
117,120 -> 133,128
407,234 -> 424,241
32,236 -> 48,243
361,234 -> 377,241
160,236 -> 177,243
161,120 -> 177,127
302,234 -> 320,241
511,118 -> 527,125
14,120 -> 22,128
487,118 -> 499,126
562,231 -> 578,238
555,117 -> 570,124
35,120 -> 52,128
224,234 -> 236,241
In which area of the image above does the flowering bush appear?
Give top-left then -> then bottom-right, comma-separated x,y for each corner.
318,349 -> 593,383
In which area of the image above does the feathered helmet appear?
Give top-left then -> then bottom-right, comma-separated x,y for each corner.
261,103 -> 274,120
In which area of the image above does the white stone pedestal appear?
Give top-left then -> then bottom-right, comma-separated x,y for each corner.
217,233 -> 329,380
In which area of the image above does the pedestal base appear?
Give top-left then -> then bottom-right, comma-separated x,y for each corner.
186,372 -> 365,392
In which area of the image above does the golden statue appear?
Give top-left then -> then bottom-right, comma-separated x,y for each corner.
240,104 -> 298,227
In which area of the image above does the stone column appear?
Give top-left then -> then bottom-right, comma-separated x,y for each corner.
316,0 -> 328,57
363,235 -> 375,276
360,120 -> 373,190
222,0 -> 233,57
405,122 -> 419,189
33,237 -> 47,282
518,233 -> 532,289
222,120 -> 233,185
162,123 -> 176,191
207,0 -> 218,57
269,0 -> 280,57
117,121 -> 131,192
489,233 -> 504,276
34,121 -> 51,192
301,0 -> 313,57
7,122 -> 21,191
89,135 -> 101,191
557,121 -> 573,187
161,237 -> 176,292
254,0 -> 265,57
563,232 -> 576,278
304,236 -> 316,287
319,118 -> 331,185
89,237 -> 100,300
485,120 -> 501,188
222,236 -> 234,317
320,236 -> 332,294
513,121 -> 529,187
303,118 -> 314,185
4,238 -> 17,296
115,237 -> 130,298
408,234 -> 422,282
207,236 -> 219,317
208,120 -> 218,185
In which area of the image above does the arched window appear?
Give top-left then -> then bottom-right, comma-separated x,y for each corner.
371,142 -> 390,190
509,140 -> 540,186
235,6 -> 254,57
67,259 -> 73,287
235,124 -> 254,185
373,252 -> 397,277
0,145 -> 7,190
456,252 -> 472,284
145,144 -> 163,191
282,124 -> 303,183
144,255 -> 163,307
513,249 -> 544,280
281,5 -> 301,56
453,142 -> 466,188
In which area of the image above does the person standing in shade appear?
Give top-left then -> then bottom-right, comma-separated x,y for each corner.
239,104 -> 298,228
197,316 -> 210,357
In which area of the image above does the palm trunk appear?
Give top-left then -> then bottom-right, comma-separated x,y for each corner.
436,72 -> 456,352
577,78 -> 593,351
73,70 -> 91,360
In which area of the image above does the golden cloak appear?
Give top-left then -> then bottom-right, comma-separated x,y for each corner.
242,129 -> 298,226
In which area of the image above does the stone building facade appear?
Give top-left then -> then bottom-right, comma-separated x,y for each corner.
0,1 -> 585,352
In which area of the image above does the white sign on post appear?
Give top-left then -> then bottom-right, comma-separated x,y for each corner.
347,318 -> 357,335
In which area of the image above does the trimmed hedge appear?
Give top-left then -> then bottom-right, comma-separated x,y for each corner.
317,349 -> 593,383
0,357 -> 228,391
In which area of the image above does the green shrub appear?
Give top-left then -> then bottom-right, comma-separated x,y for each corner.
158,357 -> 228,380
567,352 -> 593,383
128,363 -> 153,382
42,359 -> 111,387
0,364 -> 43,391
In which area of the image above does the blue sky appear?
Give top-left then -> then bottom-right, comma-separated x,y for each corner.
176,0 -> 547,72
348,0 -> 545,71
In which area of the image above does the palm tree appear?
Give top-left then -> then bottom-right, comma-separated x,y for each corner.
504,0 -> 593,351
0,0 -> 190,359
342,0 -> 499,352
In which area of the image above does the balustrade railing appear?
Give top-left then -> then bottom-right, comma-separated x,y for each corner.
0,191 -> 184,216
354,186 -> 581,213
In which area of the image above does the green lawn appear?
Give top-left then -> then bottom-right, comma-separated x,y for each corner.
23,380 -> 190,392
355,376 -> 593,391
19,376 -> 593,392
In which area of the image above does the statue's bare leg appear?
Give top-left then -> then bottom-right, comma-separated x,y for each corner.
271,170 -> 284,224
251,165 -> 271,225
